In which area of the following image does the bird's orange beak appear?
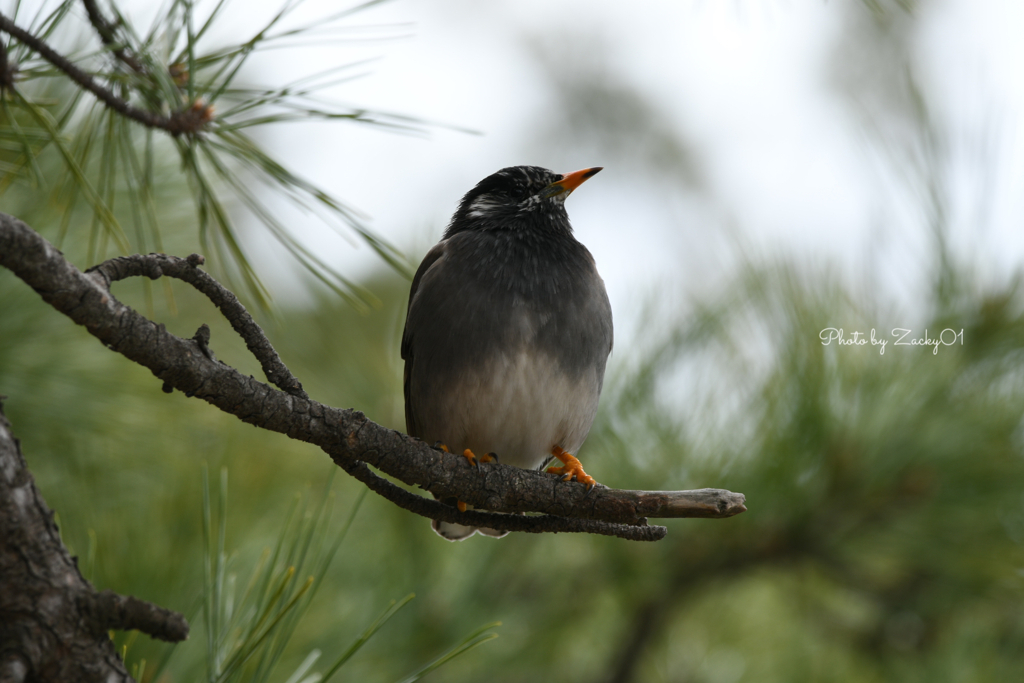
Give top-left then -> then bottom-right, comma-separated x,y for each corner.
546,167 -> 603,197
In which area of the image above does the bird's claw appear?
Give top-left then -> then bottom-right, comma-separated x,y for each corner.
454,449 -> 498,513
462,449 -> 497,467
547,446 -> 597,489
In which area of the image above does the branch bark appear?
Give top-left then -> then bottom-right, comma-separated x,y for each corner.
0,400 -> 188,683
0,213 -> 746,542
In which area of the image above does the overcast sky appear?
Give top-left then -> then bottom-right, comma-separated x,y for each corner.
129,0 -> 1024,337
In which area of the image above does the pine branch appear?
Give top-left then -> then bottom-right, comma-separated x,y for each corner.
0,4 -> 417,310
0,214 -> 747,543
0,12 -> 209,135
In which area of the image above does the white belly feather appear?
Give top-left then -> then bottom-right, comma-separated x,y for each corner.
419,348 -> 601,469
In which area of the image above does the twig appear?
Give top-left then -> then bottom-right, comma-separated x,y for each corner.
0,37 -> 13,91
81,0 -> 145,74
82,590 -> 190,643
0,214 -> 747,540
87,252 -> 307,398
0,12 -> 207,136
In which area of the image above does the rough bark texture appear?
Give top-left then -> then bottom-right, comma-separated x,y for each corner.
0,213 -> 746,543
0,401 -> 187,682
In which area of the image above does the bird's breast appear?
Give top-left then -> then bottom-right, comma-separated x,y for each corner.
413,345 -> 603,470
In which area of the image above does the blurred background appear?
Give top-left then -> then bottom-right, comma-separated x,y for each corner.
2,0 -> 1024,681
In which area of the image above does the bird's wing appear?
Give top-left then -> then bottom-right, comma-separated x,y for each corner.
401,239 -> 449,435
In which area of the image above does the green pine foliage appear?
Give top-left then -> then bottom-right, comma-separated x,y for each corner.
2,1 -> 1022,681
4,230 -> 1023,680
0,0 -> 415,309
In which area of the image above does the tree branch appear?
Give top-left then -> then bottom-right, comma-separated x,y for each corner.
88,252 -> 307,398
81,590 -> 189,643
0,400 -> 187,683
0,213 -> 746,541
340,460 -> 669,541
0,12 -> 209,136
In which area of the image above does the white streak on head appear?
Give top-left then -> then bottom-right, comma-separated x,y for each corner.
468,196 -> 502,218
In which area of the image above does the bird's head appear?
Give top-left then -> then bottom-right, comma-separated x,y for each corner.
445,165 -> 602,238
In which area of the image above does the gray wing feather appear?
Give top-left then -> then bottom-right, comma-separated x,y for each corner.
402,240 -> 449,436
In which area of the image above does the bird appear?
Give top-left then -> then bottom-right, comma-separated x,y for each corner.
401,165 -> 613,540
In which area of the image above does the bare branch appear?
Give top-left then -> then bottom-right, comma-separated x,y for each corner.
81,590 -> 190,643
0,213 -> 746,541
88,252 -> 307,398
0,12 -> 208,136
620,488 -> 747,519
340,460 -> 670,542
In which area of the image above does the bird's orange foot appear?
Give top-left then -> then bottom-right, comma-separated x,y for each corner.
546,445 -> 597,489
461,449 -> 497,467
454,450 -> 497,513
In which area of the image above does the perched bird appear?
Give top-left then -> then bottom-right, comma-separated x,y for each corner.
402,165 -> 613,540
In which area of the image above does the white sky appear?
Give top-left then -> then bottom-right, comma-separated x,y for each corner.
49,0 -> 1024,336
221,0 -> 1024,339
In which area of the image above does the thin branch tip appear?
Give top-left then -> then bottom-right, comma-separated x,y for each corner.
85,590 -> 189,643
